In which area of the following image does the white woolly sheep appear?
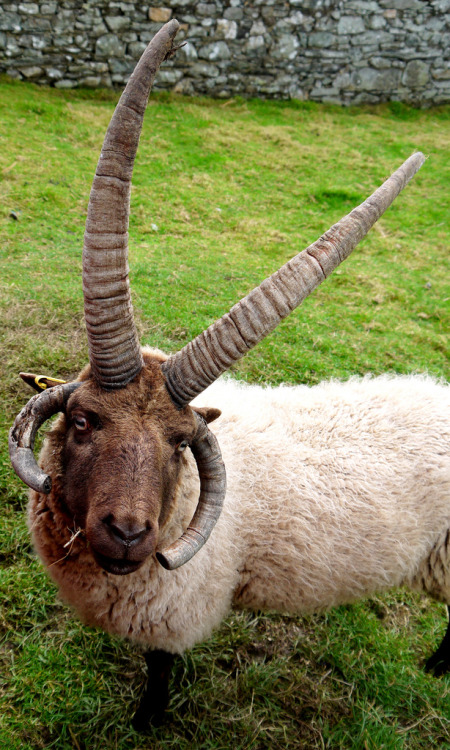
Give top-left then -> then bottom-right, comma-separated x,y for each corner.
9,21 -> 449,731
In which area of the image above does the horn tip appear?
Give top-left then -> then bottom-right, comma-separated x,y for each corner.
155,551 -> 174,570
167,18 -> 180,33
43,475 -> 53,494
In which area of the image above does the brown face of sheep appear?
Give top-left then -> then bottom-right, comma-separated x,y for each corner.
59,361 -> 217,576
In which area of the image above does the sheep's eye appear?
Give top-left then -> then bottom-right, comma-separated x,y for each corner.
176,440 -> 189,453
73,414 -> 89,432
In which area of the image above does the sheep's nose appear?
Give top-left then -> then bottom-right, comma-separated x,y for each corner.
103,514 -> 150,546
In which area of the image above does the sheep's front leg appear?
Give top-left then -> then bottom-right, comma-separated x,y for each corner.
132,650 -> 175,731
425,606 -> 450,677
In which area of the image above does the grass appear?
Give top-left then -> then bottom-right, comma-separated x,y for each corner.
0,75 -> 449,749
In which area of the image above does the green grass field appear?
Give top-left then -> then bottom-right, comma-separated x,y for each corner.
0,76 -> 449,749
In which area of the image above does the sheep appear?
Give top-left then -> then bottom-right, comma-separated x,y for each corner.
9,20 -> 449,732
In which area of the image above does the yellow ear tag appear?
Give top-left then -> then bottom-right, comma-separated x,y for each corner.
20,372 -> 67,392
35,375 -> 67,391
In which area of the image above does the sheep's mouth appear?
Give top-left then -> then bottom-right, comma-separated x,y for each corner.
93,551 -> 143,576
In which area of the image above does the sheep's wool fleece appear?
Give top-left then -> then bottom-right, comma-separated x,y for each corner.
29,373 -> 450,654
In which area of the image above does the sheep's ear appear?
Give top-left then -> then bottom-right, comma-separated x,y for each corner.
20,372 -> 67,393
192,406 -> 222,424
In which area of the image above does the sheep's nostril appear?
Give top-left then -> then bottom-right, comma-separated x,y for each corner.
103,514 -> 150,545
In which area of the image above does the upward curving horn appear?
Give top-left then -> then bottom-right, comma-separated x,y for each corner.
161,152 -> 425,408
83,20 -> 180,390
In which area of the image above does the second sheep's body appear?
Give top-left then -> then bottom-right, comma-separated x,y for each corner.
30,360 -> 450,654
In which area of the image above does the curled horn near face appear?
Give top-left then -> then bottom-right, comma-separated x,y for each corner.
9,20 -> 425,573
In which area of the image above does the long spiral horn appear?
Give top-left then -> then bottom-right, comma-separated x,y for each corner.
161,152 -> 425,408
83,20 -> 180,389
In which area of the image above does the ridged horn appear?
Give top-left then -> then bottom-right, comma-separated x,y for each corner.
156,412 -> 226,570
83,20 -> 180,390
161,152 -> 425,408
9,382 -> 81,493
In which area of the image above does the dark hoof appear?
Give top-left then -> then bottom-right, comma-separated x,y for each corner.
132,710 -> 150,733
132,706 -> 166,733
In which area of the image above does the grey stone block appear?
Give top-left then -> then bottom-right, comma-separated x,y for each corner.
309,32 -> 334,48
105,16 -> 131,33
217,19 -> 237,39
224,7 -> 243,21
79,75 -> 101,87
173,77 -> 195,94
337,16 -> 366,35
402,59 -> 429,87
198,41 -> 230,60
18,3 -> 39,14
380,0 -> 423,8
272,33 -> 300,60
245,35 -> 265,53
54,78 -> 77,88
96,33 -> 125,58
46,66 -> 63,79
432,67 -> 450,80
353,66 -> 401,90
5,68 -> 22,78
369,16 -> 386,30
190,61 -> 220,77
197,3 -> 217,16
109,58 -> 134,74
128,41 -> 147,58
41,3 -> 57,14
0,12 -> 21,32
19,64 -> 43,77
156,68 -> 183,84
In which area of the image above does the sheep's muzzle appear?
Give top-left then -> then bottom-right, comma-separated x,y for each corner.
92,552 -> 144,576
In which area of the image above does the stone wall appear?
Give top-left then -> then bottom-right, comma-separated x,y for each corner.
0,1 -> 448,105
